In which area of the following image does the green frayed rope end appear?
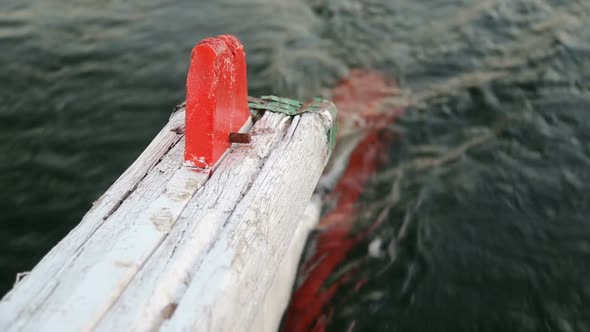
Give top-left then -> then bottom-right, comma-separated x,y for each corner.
248,95 -> 338,155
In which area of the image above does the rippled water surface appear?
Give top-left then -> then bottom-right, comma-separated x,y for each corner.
1,0 -> 590,331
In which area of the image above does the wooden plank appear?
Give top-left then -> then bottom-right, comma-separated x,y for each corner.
1,112 -> 252,332
0,109 -> 186,330
8,139 -> 209,332
162,110 -> 333,331
250,194 -> 323,332
95,112 -> 290,331
1,102 -> 334,332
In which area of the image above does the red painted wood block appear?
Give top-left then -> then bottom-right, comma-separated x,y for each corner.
217,35 -> 249,129
283,70 -> 405,332
184,35 -> 250,169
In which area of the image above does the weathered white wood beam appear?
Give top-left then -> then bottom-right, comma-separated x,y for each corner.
1,32 -> 337,332
162,110 -> 333,332
15,145 -> 208,331
0,109 -> 186,330
251,194 -> 323,332
95,112 -> 290,331
0,110 -> 257,332
0,104 -> 334,332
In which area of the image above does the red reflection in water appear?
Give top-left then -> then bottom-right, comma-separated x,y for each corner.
283,70 -> 404,332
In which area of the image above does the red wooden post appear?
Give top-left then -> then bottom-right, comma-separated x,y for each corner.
217,35 -> 249,129
184,35 -> 250,169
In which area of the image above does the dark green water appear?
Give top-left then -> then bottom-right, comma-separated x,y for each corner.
1,0 -> 589,331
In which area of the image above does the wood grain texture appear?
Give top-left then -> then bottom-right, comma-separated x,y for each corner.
250,194 -> 323,332
0,103 -> 335,332
0,109 -> 186,330
163,110 -> 333,332
95,112 -> 290,331
9,140 -> 210,332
